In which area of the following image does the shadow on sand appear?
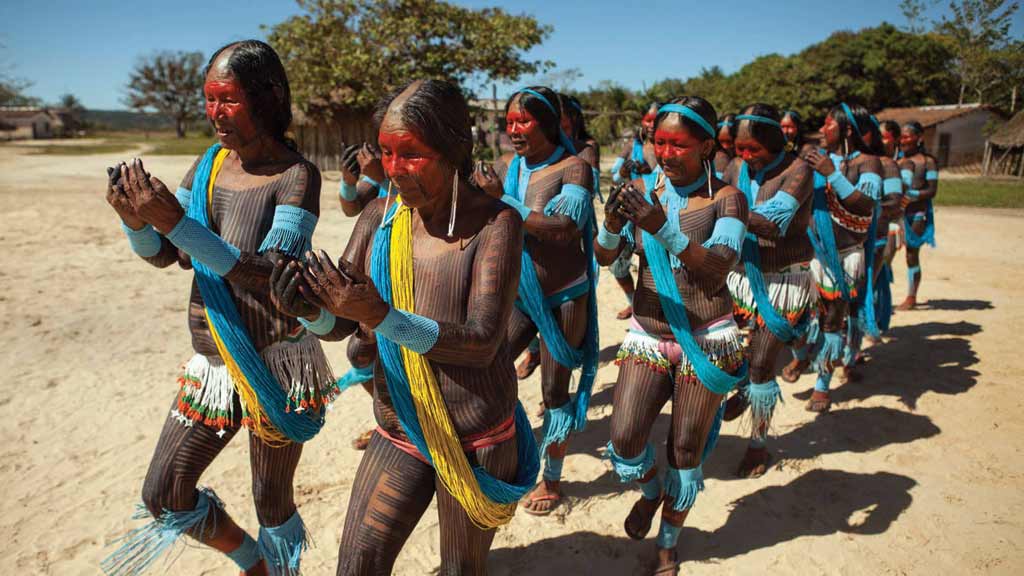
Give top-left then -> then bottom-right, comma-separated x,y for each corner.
489,469 -> 915,575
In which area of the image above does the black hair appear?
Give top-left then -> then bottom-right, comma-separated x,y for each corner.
735,104 -> 786,154
653,96 -> 718,158
902,121 -> 926,153
373,79 -> 474,175
860,111 -> 886,157
504,85 -> 561,147
782,110 -> 804,150
827,103 -> 871,155
718,113 -> 737,140
558,93 -> 594,142
206,40 -> 294,149
881,119 -> 900,140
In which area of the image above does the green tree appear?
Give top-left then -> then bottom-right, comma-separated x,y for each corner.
937,0 -> 1020,104
265,0 -> 552,118
124,50 -> 205,138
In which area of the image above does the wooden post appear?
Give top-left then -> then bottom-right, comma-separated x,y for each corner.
491,83 -> 500,161
982,141 -> 991,176
1017,148 -> 1024,179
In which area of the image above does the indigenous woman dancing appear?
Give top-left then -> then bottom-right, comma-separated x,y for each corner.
102,40 -> 336,576
515,93 -> 603,381
838,114 -> 891,383
897,121 -> 939,310
487,86 -> 599,515
718,104 -> 814,478
880,120 -> 910,268
787,104 -> 881,411
335,141 -> 394,450
713,113 -> 736,179
780,110 -> 816,156
270,79 -> 539,575
597,97 -> 749,575
609,102 -> 660,321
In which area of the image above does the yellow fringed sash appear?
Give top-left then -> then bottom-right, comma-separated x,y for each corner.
389,197 -> 517,529
203,148 -> 289,446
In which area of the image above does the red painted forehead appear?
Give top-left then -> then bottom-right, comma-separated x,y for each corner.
204,80 -> 245,98
506,106 -> 536,122
654,121 -> 701,143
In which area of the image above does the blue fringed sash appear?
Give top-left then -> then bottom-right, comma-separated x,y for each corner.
637,180 -> 747,395
905,199 -> 936,248
736,157 -> 806,342
189,144 -> 324,443
504,151 -> 600,434
808,153 -> 852,302
856,204 -> 882,337
370,201 -> 540,504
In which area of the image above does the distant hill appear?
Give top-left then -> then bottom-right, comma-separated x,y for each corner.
82,109 -> 176,131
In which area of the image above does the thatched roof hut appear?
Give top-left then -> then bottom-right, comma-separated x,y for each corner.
982,111 -> 1024,178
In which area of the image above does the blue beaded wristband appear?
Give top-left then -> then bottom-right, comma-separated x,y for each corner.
597,222 -> 621,249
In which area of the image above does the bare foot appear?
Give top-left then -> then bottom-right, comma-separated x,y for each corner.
351,428 -> 373,450
652,546 -> 679,575
516,351 -> 540,380
616,305 -> 633,320
522,480 -> 561,516
624,496 -> 661,540
736,446 -> 771,478
781,357 -> 809,383
896,296 -> 917,311
722,390 -> 748,422
806,390 -> 831,413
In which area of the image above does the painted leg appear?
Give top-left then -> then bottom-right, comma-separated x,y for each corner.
608,360 -> 673,539
335,433 -> 435,576
437,435 -> 518,575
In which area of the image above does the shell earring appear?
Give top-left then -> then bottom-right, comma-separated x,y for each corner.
704,158 -> 713,197
447,170 -> 458,238
379,180 -> 394,229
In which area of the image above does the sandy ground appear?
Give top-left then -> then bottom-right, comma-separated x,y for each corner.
2,143 -> 1023,575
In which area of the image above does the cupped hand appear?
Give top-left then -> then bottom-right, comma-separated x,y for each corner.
123,158 -> 184,234
357,144 -> 385,184
269,257 -> 322,319
616,184 -> 667,235
603,182 -> 626,234
803,149 -> 835,177
472,161 -> 503,199
105,161 -> 145,229
299,250 -> 390,327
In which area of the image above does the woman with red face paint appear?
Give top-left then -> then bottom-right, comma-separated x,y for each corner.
833,113 -> 893,384
607,102 -> 660,321
897,121 -> 939,311
485,86 -> 598,516
879,120 -> 911,264
102,41 -> 335,576
713,113 -> 736,179
780,110 -> 817,156
845,116 -> 903,357
514,93 -> 604,381
596,96 -> 749,576
716,104 -> 814,478
269,79 -> 538,575
782,104 -> 882,412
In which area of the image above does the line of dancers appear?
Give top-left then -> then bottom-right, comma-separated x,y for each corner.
102,39 -> 938,576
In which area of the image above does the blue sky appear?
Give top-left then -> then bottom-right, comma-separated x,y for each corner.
2,0 -> 1021,110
